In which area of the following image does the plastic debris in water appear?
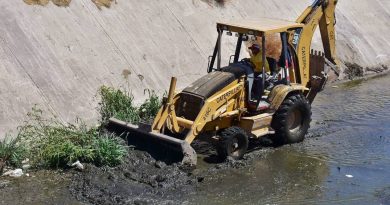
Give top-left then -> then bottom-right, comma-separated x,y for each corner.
345,174 -> 353,178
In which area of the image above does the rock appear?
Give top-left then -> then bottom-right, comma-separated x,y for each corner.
22,158 -> 30,164
2,169 -> 24,177
155,161 -> 166,169
22,164 -> 31,170
71,161 -> 84,170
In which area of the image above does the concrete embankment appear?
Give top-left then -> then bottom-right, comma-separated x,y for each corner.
0,0 -> 389,137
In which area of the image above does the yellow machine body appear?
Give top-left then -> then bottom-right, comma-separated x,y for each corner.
108,0 -> 339,166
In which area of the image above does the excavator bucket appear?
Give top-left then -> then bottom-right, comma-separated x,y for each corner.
107,118 -> 197,166
306,50 -> 328,103
106,77 -> 197,166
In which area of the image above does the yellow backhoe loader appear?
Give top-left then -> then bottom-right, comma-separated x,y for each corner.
108,0 -> 339,166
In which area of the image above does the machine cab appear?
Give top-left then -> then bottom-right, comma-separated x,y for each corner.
207,18 -> 305,111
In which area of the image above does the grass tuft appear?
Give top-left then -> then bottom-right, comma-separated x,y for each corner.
18,106 -> 127,168
0,135 -> 26,174
138,89 -> 163,123
2,85 -> 162,171
98,86 -> 162,124
98,86 -> 140,125
344,62 -> 364,80
94,134 -> 127,167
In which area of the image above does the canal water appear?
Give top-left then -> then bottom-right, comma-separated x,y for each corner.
191,73 -> 390,205
1,74 -> 389,205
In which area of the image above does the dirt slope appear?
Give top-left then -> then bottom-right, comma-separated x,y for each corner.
0,0 -> 389,137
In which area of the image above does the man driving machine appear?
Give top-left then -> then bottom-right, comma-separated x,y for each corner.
248,43 -> 270,74
247,43 -> 272,106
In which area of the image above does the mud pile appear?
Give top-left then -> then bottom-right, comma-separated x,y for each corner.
70,149 -> 198,204
69,137 -> 274,204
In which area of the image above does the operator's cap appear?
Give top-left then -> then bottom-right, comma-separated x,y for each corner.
248,43 -> 260,50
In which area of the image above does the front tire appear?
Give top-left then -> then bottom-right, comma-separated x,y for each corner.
271,93 -> 311,145
216,127 -> 249,160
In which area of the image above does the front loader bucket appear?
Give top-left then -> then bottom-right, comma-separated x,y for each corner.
107,118 -> 197,166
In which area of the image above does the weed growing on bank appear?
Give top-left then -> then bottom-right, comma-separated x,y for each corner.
98,86 -> 140,125
138,89 -> 163,123
98,86 -> 163,124
17,107 -> 127,168
344,62 -> 364,80
1,86 -> 162,171
0,136 -> 26,174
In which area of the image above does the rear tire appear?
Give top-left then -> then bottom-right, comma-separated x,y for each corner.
216,127 -> 249,160
271,93 -> 311,145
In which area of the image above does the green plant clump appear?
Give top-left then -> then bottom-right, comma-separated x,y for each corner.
1,86 -> 162,170
94,135 -> 127,167
99,86 -> 140,125
138,89 -> 163,123
18,107 -> 127,168
0,135 -> 26,174
99,86 -> 162,124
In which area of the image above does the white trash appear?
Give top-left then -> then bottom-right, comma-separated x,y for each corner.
22,164 -> 31,170
71,161 -> 84,170
2,169 -> 24,177
345,174 -> 353,178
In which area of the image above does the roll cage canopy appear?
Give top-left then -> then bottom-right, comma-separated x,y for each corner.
208,18 -> 298,105
209,18 -> 296,81
217,18 -> 304,36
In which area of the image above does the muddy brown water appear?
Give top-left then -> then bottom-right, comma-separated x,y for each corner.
1,73 -> 389,205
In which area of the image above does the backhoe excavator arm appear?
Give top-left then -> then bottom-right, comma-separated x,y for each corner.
319,0 -> 338,65
294,0 -> 339,86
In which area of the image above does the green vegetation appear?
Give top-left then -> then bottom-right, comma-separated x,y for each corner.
138,89 -> 163,123
99,86 -> 162,124
17,107 -> 127,168
0,135 -> 26,173
1,86 -> 162,171
344,62 -> 364,80
94,134 -> 127,167
99,86 -> 140,125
